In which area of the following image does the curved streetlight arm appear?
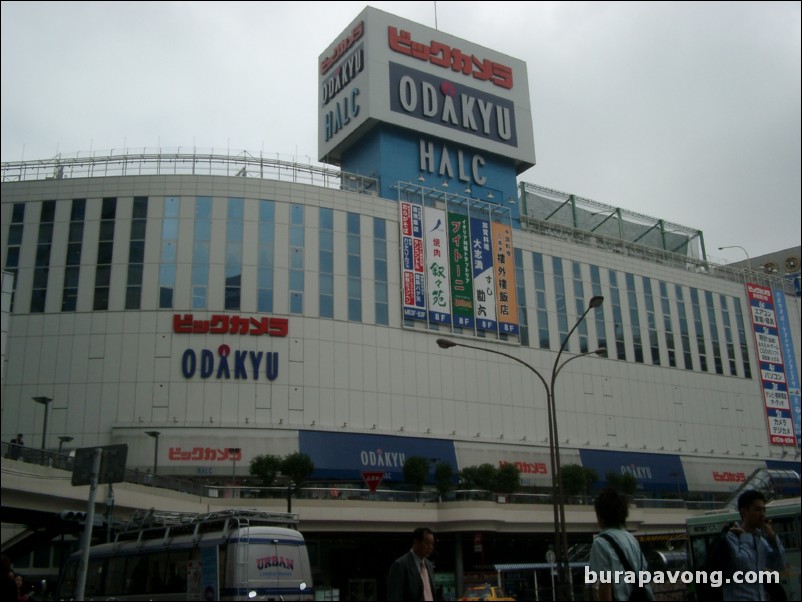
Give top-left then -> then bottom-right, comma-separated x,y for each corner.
554,348 -> 608,381
551,296 -> 604,391
436,339 -> 549,392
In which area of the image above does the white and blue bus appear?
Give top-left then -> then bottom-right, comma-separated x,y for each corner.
56,509 -> 314,601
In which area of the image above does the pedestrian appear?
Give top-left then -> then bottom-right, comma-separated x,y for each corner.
7,434 -> 24,460
387,527 -> 437,601
722,489 -> 785,601
2,555 -> 18,602
15,574 -> 34,601
588,487 -> 654,601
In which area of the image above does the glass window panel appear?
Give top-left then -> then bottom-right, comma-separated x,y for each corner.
160,264 -> 176,285
320,274 -> 334,295
290,248 -> 304,269
192,265 -> 208,286
40,200 -> 56,223
193,287 -> 207,309
375,303 -> 389,326
93,287 -> 109,310
164,197 -> 180,218
258,267 -> 273,288
374,217 -> 386,239
130,219 -> 147,240
348,299 -> 362,322
35,245 -> 52,267
375,281 -> 388,303
195,196 -> 212,218
33,268 -> 49,289
64,266 -> 80,288
97,241 -> 114,264
374,261 -> 387,282
227,220 -> 243,242
289,270 -> 304,291
319,295 -> 334,318
259,199 -> 275,221
161,241 -> 177,263
38,222 -> 54,243
348,277 -> 361,298
347,235 -> 360,255
225,287 -> 240,310
99,220 -> 115,241
29,290 -> 46,313
320,208 -> 334,230
258,289 -> 273,313
69,222 -> 84,243
162,218 -> 179,240
193,240 -> 210,265
132,197 -> 149,218
258,244 -> 274,265
227,197 -> 244,220
291,205 -> 304,225
5,247 -> 19,268
347,212 -> 360,233
95,265 -> 111,287
125,287 -> 141,310
320,251 -> 334,274
101,197 -> 117,220
62,290 -> 77,312
129,241 -> 145,264
127,264 -> 143,286
290,227 -> 304,247
160,286 -> 173,308
70,199 -> 86,221
347,255 -> 361,276
320,229 -> 333,249
8,224 -> 24,245
290,292 -> 303,314
12,203 -> 25,222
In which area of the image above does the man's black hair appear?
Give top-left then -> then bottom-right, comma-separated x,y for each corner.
412,527 -> 434,541
737,489 -> 766,512
594,486 -> 629,528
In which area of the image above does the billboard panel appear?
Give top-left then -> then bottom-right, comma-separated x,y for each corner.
746,283 -> 796,446
318,6 -> 535,169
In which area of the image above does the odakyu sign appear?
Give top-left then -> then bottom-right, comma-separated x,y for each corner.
318,6 -> 535,171
181,345 -> 279,381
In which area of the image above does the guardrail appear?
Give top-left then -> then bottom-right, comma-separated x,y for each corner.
3,442 -> 726,510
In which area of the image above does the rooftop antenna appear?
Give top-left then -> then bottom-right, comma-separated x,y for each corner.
434,1 -> 438,30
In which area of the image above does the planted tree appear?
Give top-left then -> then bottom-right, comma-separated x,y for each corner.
249,454 -> 284,487
606,471 -> 638,496
403,456 -> 432,492
434,462 -> 455,499
495,462 -> 522,494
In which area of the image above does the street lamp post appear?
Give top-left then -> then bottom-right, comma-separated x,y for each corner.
436,295 -> 605,601
145,431 -> 160,476
718,245 -> 752,272
31,396 -> 54,451
229,448 -> 241,498
58,436 -> 74,455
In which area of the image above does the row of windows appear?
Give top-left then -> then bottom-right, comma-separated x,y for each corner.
4,198 -> 755,379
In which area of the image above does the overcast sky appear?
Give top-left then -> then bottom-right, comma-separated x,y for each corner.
2,1 -> 799,263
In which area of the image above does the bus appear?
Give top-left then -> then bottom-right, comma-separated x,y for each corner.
686,496 -> 801,601
56,509 -> 314,601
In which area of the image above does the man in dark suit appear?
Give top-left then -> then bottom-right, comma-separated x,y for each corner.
388,527 -> 436,601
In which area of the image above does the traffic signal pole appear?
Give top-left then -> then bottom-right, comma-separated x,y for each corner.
75,447 -> 102,601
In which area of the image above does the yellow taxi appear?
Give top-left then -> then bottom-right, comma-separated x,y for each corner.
458,583 -> 517,601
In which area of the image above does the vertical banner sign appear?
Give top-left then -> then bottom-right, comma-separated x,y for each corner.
424,207 -> 451,324
400,201 -> 426,320
492,222 -> 519,334
470,216 -> 497,331
448,212 -> 474,328
773,288 -> 801,447
746,283 -> 795,446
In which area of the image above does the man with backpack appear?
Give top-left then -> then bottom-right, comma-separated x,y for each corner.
722,489 -> 785,601
588,487 -> 655,601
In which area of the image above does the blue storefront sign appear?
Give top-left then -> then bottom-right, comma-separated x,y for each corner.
579,449 -> 686,493
299,431 -> 458,482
